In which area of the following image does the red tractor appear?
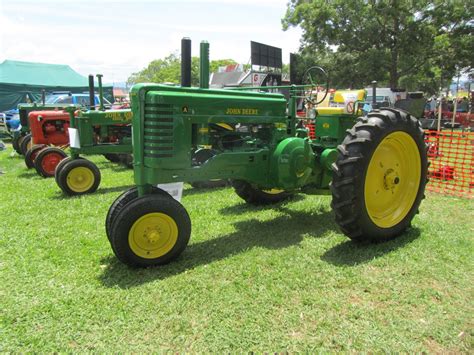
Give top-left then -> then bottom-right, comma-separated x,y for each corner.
25,110 -> 70,177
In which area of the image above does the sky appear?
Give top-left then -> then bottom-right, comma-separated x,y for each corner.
0,0 -> 303,85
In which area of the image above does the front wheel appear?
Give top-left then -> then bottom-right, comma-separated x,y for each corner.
34,147 -> 67,178
24,144 -> 47,169
20,134 -> 33,155
331,108 -> 428,242
56,158 -> 101,196
105,186 -> 171,242
109,194 -> 191,267
232,180 -> 293,205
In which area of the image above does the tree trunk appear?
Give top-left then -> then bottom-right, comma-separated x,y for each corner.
389,1 -> 400,89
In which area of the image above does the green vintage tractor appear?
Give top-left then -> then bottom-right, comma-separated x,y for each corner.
106,41 -> 428,267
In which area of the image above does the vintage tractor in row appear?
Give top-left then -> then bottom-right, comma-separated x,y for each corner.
22,75 -> 134,194
104,40 -> 428,267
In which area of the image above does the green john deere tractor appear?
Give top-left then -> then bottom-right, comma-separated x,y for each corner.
105,40 -> 428,267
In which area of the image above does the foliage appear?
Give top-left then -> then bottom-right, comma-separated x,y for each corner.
127,54 -> 237,86
0,144 -> 472,352
283,0 -> 474,93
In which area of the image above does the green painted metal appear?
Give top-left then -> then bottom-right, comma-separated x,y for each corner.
129,81 -> 356,195
67,107 -> 133,157
125,44 -> 359,197
199,41 -> 209,89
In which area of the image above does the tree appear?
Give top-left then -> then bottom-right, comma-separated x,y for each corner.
283,0 -> 473,93
127,55 -> 237,86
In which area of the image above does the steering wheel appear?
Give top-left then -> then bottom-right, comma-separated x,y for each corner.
303,66 -> 330,106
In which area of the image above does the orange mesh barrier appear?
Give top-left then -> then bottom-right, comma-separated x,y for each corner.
425,130 -> 474,198
306,123 -> 316,140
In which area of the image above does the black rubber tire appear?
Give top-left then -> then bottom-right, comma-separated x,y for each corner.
232,180 -> 293,205
20,134 -> 32,155
110,194 -> 191,267
103,153 -> 121,163
105,186 -> 171,242
330,108 -> 428,242
54,156 -> 73,185
34,147 -> 68,178
24,144 -> 47,169
57,158 -> 101,196
12,135 -> 22,154
16,136 -> 26,155
118,154 -> 133,168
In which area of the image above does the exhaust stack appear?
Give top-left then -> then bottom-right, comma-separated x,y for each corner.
199,41 -> 209,89
181,37 -> 192,87
88,75 -> 95,110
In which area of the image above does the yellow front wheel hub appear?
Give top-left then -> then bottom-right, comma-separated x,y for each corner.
129,213 -> 178,259
364,131 -> 421,228
67,167 -> 95,192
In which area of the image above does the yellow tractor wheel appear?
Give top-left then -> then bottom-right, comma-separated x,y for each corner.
56,158 -> 101,196
109,194 -> 191,267
331,108 -> 428,241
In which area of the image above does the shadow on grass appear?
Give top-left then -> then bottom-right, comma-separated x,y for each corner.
49,184 -> 134,200
218,194 -> 306,215
99,206 -> 335,288
182,185 -> 230,197
321,227 -> 420,266
17,170 -> 41,179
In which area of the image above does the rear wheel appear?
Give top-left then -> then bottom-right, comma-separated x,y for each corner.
16,136 -> 26,155
331,108 -> 428,242
12,135 -> 22,154
20,134 -> 33,155
109,194 -> 191,267
232,180 -> 293,205
34,147 -> 67,178
24,144 -> 47,169
57,158 -> 101,196
118,154 -> 133,168
103,153 -> 121,163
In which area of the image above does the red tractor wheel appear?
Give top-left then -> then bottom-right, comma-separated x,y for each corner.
34,147 -> 68,178
24,144 -> 47,169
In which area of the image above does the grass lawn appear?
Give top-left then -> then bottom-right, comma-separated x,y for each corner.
0,143 -> 472,352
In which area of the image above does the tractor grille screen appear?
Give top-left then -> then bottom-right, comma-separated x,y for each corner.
144,103 -> 174,158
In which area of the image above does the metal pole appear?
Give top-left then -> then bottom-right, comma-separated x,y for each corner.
437,96 -> 442,132
451,74 -> 460,128
372,81 -> 377,107
96,74 -> 104,111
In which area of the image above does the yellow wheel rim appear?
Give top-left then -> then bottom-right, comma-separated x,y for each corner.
262,189 -> 285,195
66,167 -> 95,193
364,131 -> 421,228
128,213 -> 178,259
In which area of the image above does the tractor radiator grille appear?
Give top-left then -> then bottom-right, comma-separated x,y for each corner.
144,103 -> 174,158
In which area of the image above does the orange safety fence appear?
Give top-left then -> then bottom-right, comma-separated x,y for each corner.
425,130 -> 473,198
303,122 -> 473,199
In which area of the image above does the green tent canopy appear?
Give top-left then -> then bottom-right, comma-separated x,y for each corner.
0,60 -> 113,111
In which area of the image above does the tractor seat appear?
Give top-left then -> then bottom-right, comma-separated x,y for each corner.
316,89 -> 366,115
316,107 -> 345,115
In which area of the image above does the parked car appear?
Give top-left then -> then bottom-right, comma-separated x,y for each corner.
1,93 -> 112,134
43,92 -> 112,107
